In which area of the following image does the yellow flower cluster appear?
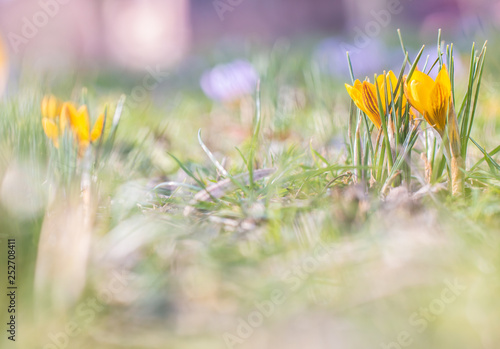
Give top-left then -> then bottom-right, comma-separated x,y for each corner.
41,95 -> 105,152
345,66 -> 452,136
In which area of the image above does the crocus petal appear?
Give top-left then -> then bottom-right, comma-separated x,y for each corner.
404,66 -> 454,136
386,71 -> 401,104
428,82 -> 449,134
375,75 -> 388,109
361,81 -> 382,129
345,83 -> 365,112
78,105 -> 91,137
73,105 -> 91,142
375,72 -> 398,112
42,117 -> 60,148
435,65 -> 452,94
41,95 -> 62,119
409,72 -> 436,115
353,80 -> 363,92
90,113 -> 105,142
63,102 -> 90,143
406,70 -> 436,117
386,71 -> 398,91
63,102 -> 78,129
376,74 -> 386,89
408,70 -> 435,88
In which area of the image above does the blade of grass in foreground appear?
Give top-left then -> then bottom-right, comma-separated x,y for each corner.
169,153 -> 208,191
463,43 -> 487,158
198,129 -> 249,196
248,80 -> 262,192
459,42 -> 487,159
385,121 -> 421,185
375,76 -> 394,176
470,138 -> 500,172
470,145 -> 500,172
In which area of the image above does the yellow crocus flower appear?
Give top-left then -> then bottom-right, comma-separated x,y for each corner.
42,118 -> 60,148
90,113 -> 105,142
41,96 -> 105,152
0,34 -> 8,97
345,79 -> 382,129
405,65 -> 464,195
62,102 -> 105,153
404,66 -> 452,136
41,95 -> 66,147
41,95 -> 63,119
345,71 -> 407,129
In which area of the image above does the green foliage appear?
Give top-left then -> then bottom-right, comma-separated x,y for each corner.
0,33 -> 499,349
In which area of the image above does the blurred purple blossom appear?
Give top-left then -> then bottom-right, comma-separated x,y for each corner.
418,47 -> 442,79
313,36 -> 467,82
200,60 -> 259,102
410,46 -> 465,80
313,37 -> 395,79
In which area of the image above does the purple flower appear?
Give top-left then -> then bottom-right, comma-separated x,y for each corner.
200,60 -> 259,102
412,46 -> 465,80
313,37 -> 390,79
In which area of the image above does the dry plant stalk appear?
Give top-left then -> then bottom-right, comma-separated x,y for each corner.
421,153 -> 432,184
35,191 -> 94,313
35,158 -> 95,313
448,99 -> 464,196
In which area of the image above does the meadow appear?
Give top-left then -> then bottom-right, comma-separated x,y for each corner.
0,31 -> 499,349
